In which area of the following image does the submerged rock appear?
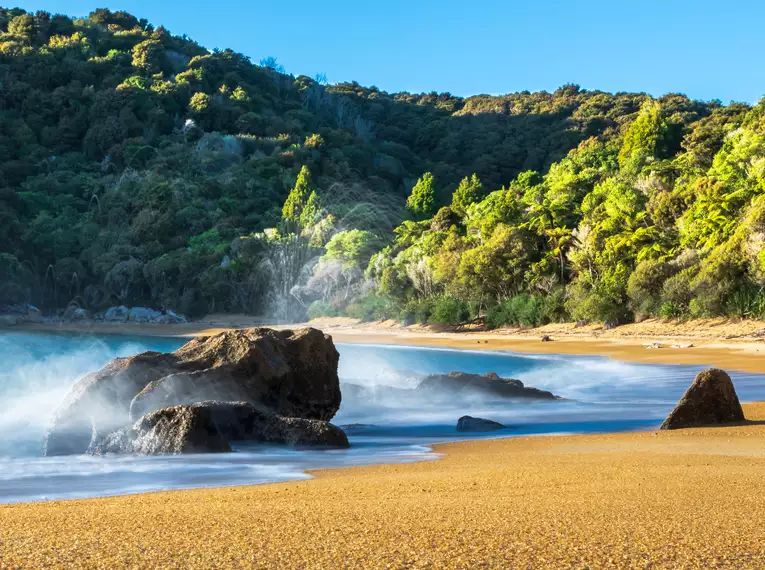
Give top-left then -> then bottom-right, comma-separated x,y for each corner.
660,368 -> 745,430
44,327 -> 341,456
193,401 -> 349,448
417,372 -> 558,400
456,416 -> 505,432
340,423 -> 378,431
88,405 -> 231,456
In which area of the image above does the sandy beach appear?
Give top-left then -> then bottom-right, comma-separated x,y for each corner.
3,318 -> 765,567
15,315 -> 765,373
1,402 -> 764,568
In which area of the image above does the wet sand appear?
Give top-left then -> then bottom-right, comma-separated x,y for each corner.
16,315 -> 765,373
2,402 -> 765,568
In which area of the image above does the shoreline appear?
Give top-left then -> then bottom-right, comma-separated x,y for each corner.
3,403 -> 765,567
12,314 -> 765,373
3,320 -> 765,565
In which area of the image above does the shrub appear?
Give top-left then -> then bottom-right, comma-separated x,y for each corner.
659,301 -> 684,319
565,282 -> 628,325
627,259 -> 672,317
484,293 -> 562,329
307,301 -> 337,320
724,285 -> 765,319
400,297 -> 433,324
660,267 -> 694,309
429,295 -> 470,326
345,293 -> 395,322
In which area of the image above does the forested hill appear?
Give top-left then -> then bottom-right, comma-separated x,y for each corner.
0,7 -> 763,326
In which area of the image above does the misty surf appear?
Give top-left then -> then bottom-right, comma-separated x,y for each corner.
3,330 -> 765,504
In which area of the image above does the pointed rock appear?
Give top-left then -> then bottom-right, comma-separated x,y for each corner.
660,368 -> 745,430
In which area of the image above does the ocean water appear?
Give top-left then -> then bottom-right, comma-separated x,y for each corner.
1,331 -> 764,504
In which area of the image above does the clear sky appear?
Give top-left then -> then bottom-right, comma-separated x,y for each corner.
10,0 -> 765,103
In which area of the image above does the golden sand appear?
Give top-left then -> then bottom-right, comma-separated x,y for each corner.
2,403 -> 765,569
16,315 -> 765,373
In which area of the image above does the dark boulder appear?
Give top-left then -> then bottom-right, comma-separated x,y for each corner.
192,401 -> 349,448
417,372 -> 558,400
660,368 -> 745,430
44,327 -> 341,456
44,351 -> 181,456
129,328 -> 340,421
88,405 -> 231,456
457,416 -> 505,432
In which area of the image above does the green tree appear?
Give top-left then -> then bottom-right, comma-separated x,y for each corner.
132,39 -> 166,75
406,173 -> 437,219
8,14 -> 34,38
282,166 -> 318,228
451,174 -> 484,217
618,101 -> 667,174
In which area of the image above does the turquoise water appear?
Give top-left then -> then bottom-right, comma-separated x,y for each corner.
1,331 -> 764,503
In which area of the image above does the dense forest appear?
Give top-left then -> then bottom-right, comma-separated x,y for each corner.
1,7 -> 764,326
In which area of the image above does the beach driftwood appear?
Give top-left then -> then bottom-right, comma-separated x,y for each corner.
660,368 -> 745,430
44,327 -> 342,456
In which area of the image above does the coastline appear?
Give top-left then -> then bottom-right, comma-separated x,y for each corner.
3,402 -> 765,568
3,318 -> 765,566
13,314 -> 765,373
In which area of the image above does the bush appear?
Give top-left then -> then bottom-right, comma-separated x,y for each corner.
429,295 -> 470,326
627,260 -> 672,317
659,301 -> 684,319
564,279 -> 629,324
485,292 -> 563,329
345,293 -> 395,322
307,301 -> 338,320
400,297 -> 433,324
724,285 -> 765,319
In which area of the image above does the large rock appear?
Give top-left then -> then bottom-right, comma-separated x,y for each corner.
44,327 -> 341,456
456,416 -> 505,432
151,310 -> 187,324
128,307 -> 162,323
104,305 -> 129,322
660,368 -> 745,430
0,303 -> 41,324
62,306 -> 92,322
417,372 -> 558,400
88,405 -> 231,455
193,401 -> 349,448
0,314 -> 19,326
44,351 -> 180,456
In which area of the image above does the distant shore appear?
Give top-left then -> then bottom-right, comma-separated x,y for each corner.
12,314 -> 765,373
3,402 -> 765,567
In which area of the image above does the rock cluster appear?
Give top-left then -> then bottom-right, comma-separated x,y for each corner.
0,303 -> 187,327
44,327 -> 346,456
103,306 -> 187,324
0,303 -> 43,326
661,368 -> 745,430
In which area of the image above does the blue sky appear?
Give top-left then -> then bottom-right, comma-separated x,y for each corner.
11,0 -> 765,103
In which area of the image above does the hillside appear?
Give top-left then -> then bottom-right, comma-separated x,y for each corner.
0,7 -> 763,326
